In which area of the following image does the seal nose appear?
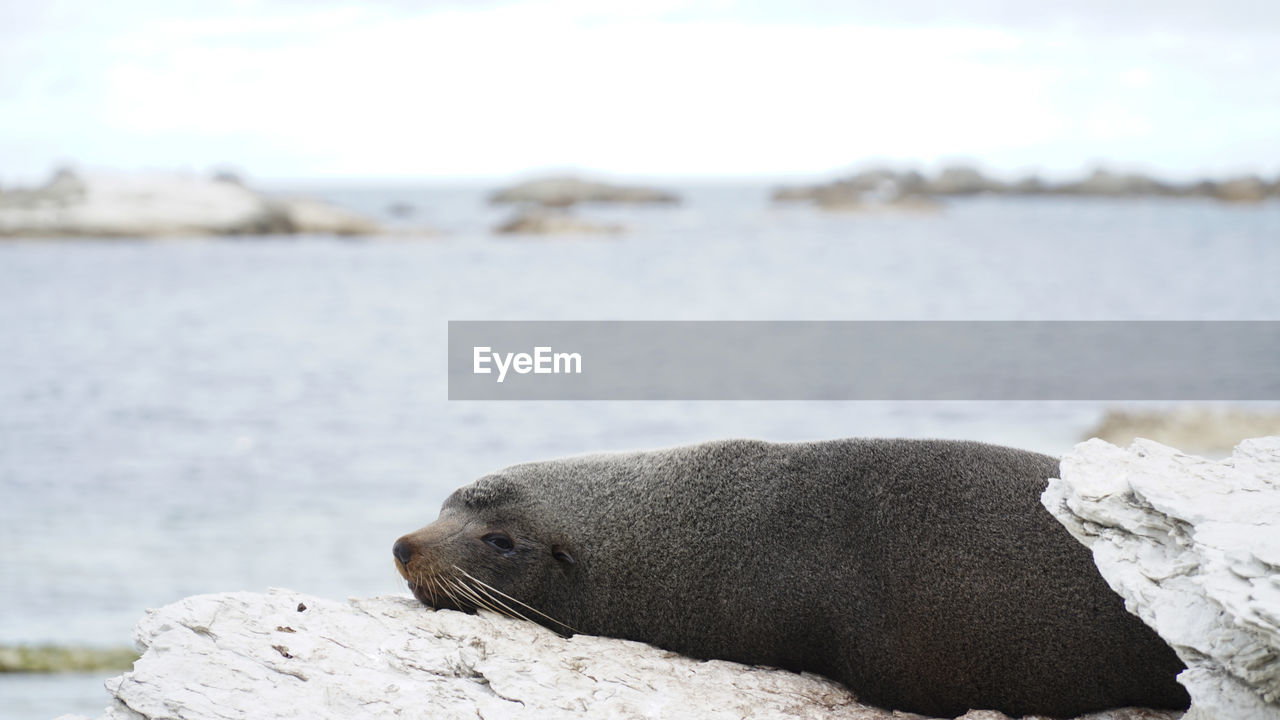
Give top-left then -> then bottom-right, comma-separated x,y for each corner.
393,539 -> 414,566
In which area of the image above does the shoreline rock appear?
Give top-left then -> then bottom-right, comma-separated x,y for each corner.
1043,437 -> 1280,720
489,176 -> 679,207
0,169 -> 387,238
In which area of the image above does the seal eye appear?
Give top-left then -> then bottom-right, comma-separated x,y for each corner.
482,532 -> 516,554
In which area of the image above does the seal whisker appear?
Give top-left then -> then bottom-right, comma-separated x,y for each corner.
439,576 -> 470,611
451,574 -> 533,624
444,574 -> 511,620
426,575 -> 444,607
423,571 -> 457,609
435,567 -> 514,620
453,565 -> 579,634
406,569 -> 444,607
443,575 -> 490,613
462,579 -> 536,624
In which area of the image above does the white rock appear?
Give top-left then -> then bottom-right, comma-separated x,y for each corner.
0,170 -> 383,238
62,589 -> 1178,720
1043,437 -> 1280,720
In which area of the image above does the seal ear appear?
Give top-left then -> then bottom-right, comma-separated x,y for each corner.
552,546 -> 575,566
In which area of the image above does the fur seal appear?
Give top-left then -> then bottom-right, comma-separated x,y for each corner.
393,439 -> 1188,718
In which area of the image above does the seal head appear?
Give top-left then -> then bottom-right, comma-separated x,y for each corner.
393,473 -> 580,632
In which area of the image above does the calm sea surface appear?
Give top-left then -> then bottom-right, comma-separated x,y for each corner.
2,184 -> 1278,717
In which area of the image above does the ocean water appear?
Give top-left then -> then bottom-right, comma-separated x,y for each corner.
2,184 -> 1278,718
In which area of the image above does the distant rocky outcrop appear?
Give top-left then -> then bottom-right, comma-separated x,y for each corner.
929,165 -> 1006,195
812,189 -> 942,213
1055,169 -> 1176,197
773,167 -> 941,212
273,196 -> 383,236
495,208 -> 622,236
1213,176 -> 1270,204
490,176 -> 679,207
55,589 -> 1182,720
0,644 -> 135,672
1085,407 -> 1280,454
773,165 -> 1280,210
1044,437 -> 1280,720
0,169 -> 385,238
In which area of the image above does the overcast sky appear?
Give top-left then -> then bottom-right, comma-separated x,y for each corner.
2,0 -> 1278,184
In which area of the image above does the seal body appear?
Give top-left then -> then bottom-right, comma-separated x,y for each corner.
393,439 -> 1188,718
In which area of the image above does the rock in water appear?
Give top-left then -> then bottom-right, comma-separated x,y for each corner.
273,196 -> 383,236
0,169 -> 385,238
495,208 -> 621,235
1213,177 -> 1270,203
489,176 -> 679,206
1043,437 -> 1280,720
925,165 -> 1005,195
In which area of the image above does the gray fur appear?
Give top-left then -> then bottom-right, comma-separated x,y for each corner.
396,438 -> 1189,718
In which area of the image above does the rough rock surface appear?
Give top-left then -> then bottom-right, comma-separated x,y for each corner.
489,176 -> 679,206
0,170 -> 384,237
1043,437 -> 1280,720
55,589 -> 1178,720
